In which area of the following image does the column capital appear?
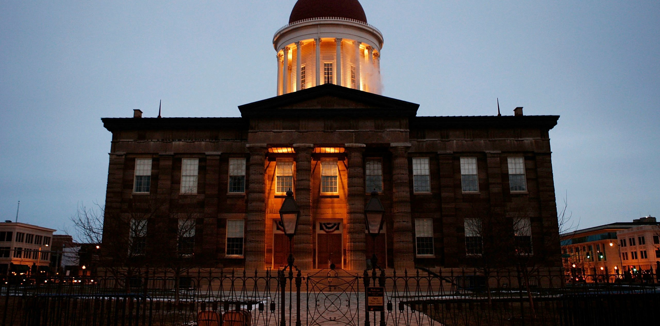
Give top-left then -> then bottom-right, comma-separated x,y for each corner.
246,143 -> 268,153
345,143 -> 366,148
205,151 -> 222,156
293,143 -> 314,149
335,37 -> 343,42
390,142 -> 412,148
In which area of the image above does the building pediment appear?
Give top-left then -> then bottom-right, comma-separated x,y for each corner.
239,84 -> 419,119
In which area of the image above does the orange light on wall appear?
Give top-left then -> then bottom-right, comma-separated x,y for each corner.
314,147 -> 345,154
269,147 -> 295,154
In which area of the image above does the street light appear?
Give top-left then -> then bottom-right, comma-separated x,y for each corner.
364,191 -> 385,270
279,189 -> 300,268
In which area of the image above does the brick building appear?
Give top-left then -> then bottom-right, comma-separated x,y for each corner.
101,0 -> 561,272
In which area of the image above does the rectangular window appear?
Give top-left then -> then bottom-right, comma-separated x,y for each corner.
43,236 -> 50,246
180,158 -> 199,194
228,158 -> 246,193
460,157 -> 479,192
23,248 -> 31,259
300,65 -> 306,90
0,232 -> 5,242
16,232 -> 24,243
640,250 -> 648,259
412,158 -> 431,193
41,252 -> 50,260
32,249 -> 38,259
464,218 -> 483,256
0,247 -> 9,258
350,65 -> 356,89
629,237 -> 636,246
631,251 -> 638,260
321,160 -> 338,194
226,220 -> 245,256
14,247 -> 22,258
514,217 -> 533,255
654,235 -> 659,244
620,239 -> 627,247
276,160 -> 294,194
324,63 -> 333,84
178,219 -> 195,256
415,218 -> 434,256
622,252 -> 628,260
129,219 -> 147,256
365,160 -> 383,193
656,249 -> 660,258
34,235 -> 42,245
508,157 -> 527,192
25,234 -> 34,244
638,236 -> 646,245
134,158 -> 152,193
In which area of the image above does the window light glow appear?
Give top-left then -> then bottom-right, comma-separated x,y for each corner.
269,147 -> 295,154
314,147 -> 345,154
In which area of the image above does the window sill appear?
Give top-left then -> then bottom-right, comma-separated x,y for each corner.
132,192 -> 150,195
415,254 -> 435,258
226,192 -> 246,197
510,191 -> 528,195
225,255 -> 244,259
320,194 -> 339,198
413,192 -> 433,195
462,191 -> 480,194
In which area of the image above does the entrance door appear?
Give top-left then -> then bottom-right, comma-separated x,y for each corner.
273,234 -> 292,269
317,234 -> 342,269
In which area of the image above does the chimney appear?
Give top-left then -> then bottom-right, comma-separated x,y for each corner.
133,109 -> 143,118
514,107 -> 523,116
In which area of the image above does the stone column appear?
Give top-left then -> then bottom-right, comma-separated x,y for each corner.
390,143 -> 415,270
204,152 -> 221,261
293,144 -> 314,270
335,38 -> 342,86
354,41 -> 361,90
277,53 -> 283,95
245,144 -> 267,270
315,38 -> 321,86
296,42 -> 301,91
438,151 -> 455,266
282,47 -> 289,94
345,143 -> 367,271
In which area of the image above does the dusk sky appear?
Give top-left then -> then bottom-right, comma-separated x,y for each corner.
1,1 -> 659,238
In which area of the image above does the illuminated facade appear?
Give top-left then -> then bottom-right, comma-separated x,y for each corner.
101,0 -> 562,272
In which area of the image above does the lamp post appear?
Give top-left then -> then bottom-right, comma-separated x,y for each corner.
278,189 -> 301,326
363,191 -> 385,326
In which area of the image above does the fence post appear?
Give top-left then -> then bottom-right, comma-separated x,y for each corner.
363,269 -> 370,326
280,269 -> 286,326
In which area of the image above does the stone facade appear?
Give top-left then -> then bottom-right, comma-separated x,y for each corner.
101,84 -> 561,272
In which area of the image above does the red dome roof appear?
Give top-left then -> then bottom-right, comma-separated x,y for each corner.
289,0 -> 367,24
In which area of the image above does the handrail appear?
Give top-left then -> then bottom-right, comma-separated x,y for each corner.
274,16 -> 383,39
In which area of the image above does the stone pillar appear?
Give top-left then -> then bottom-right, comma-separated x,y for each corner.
103,153 -> 126,246
438,151 -> 455,266
345,144 -> 367,271
204,153 -> 221,261
293,144 -> 314,270
390,143 -> 415,270
296,42 -> 301,91
277,53 -> 283,95
282,47 -> 289,94
335,38 -> 342,85
354,41 -> 361,90
315,38 -> 321,86
245,144 -> 267,270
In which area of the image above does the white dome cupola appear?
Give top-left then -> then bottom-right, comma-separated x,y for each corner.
273,0 -> 384,95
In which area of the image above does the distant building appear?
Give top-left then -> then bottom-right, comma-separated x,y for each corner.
561,216 -> 659,282
0,220 -> 55,277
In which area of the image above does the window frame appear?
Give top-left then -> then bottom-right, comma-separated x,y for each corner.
133,158 -> 152,194
225,220 -> 245,257
228,158 -> 246,194
514,217 -> 533,255
276,160 -> 294,195
320,160 -> 339,195
129,219 -> 148,256
324,62 -> 333,84
177,218 -> 196,257
460,157 -> 479,193
414,218 -> 434,257
180,158 -> 199,195
412,157 -> 431,194
464,218 -> 483,256
300,65 -> 306,90
507,157 -> 527,192
365,159 -> 383,193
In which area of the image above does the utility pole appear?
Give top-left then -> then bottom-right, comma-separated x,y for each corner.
15,200 -> 20,222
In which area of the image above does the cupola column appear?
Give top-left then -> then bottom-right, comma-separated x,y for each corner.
335,38 -> 343,86
315,38 -> 321,86
296,42 -> 302,91
282,47 -> 289,94
277,53 -> 283,95
355,41 -> 362,90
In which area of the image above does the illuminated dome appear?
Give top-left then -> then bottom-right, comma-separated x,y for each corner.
289,0 -> 367,24
274,0 -> 383,95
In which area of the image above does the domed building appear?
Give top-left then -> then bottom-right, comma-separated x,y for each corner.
100,0 -> 562,273
274,0 -> 383,94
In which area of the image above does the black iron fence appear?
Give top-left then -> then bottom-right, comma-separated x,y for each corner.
2,268 -> 659,326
